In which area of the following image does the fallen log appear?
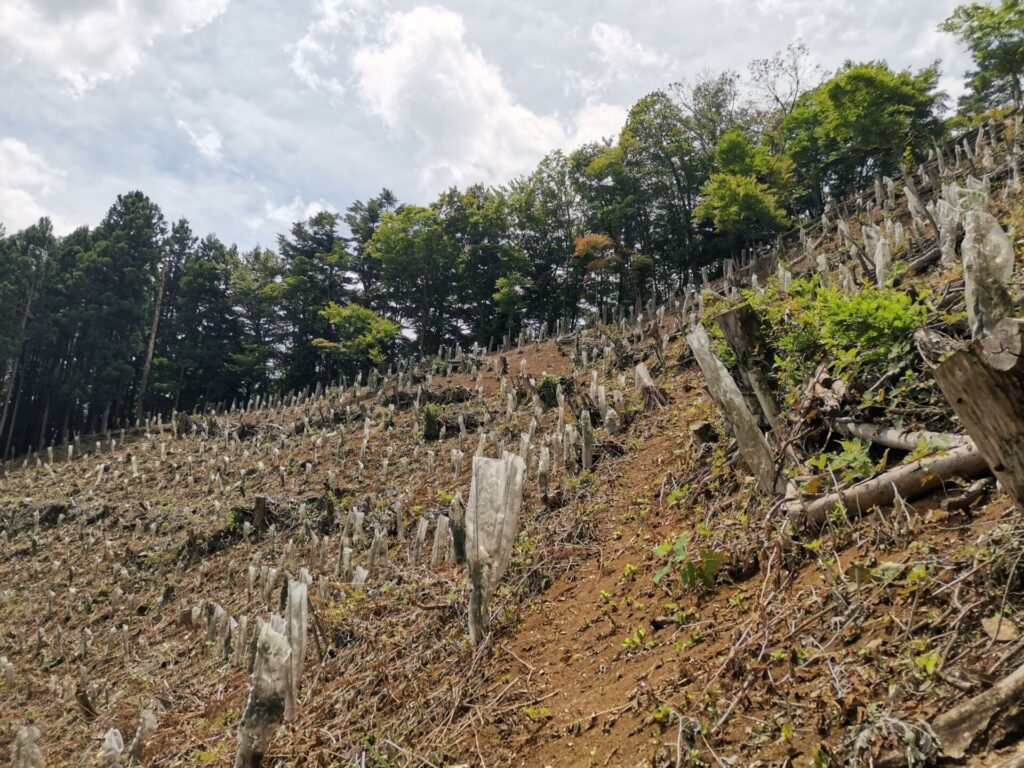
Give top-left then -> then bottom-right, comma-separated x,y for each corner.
933,655 -> 1024,759
907,244 -> 941,275
833,419 -> 971,452
792,441 -> 991,529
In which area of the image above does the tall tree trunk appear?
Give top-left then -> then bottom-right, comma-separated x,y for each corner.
37,399 -> 49,453
135,266 -> 167,425
61,405 -> 71,448
4,372 -> 24,457
0,269 -> 38,440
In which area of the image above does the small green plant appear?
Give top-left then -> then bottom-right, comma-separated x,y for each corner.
807,438 -> 887,487
904,434 -> 953,463
744,275 -> 931,410
651,703 -> 675,725
653,533 -> 725,592
622,626 -> 656,654
914,650 -> 941,679
666,486 -> 688,508
522,705 -> 552,722
564,469 -> 593,493
622,563 -> 637,581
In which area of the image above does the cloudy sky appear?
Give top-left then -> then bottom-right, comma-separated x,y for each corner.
0,0 -> 972,248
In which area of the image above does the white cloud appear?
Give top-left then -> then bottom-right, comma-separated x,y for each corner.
290,0 -> 380,98
0,0 -> 980,248
0,138 -> 66,232
590,22 -> 670,71
248,194 -> 334,231
352,5 -> 625,190
0,0 -> 230,95
569,100 -> 629,147
567,21 -> 677,106
177,120 -> 224,162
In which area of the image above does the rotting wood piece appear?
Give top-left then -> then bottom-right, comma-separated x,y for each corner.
634,362 -> 668,410
940,476 -> 995,512
690,421 -> 717,447
914,327 -> 963,368
932,317 -> 1024,509
253,496 -> 268,531
933,655 -> 1024,759
792,441 -> 990,529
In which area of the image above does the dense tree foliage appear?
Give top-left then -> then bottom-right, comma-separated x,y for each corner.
942,0 -> 1024,114
774,61 -> 945,212
0,15 -> 996,454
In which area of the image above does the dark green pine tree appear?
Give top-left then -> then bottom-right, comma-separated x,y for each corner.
345,188 -> 398,302
278,211 -> 352,390
229,246 -> 283,398
76,191 -> 165,433
171,235 -> 247,408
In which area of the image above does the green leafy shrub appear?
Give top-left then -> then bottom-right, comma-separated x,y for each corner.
745,275 -> 929,402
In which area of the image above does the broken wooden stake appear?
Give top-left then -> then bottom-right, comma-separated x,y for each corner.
714,304 -> 781,428
931,318 -> 1024,509
686,324 -> 782,495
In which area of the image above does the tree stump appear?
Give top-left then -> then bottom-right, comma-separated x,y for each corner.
686,324 -> 783,495
253,496 -> 268,531
932,318 -> 1024,509
715,304 -> 781,428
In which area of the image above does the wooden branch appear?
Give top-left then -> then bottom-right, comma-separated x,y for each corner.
833,419 -> 971,452
792,442 -> 990,529
940,477 -> 995,512
933,656 -> 1024,759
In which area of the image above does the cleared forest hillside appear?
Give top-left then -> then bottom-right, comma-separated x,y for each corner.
3,114 -> 1024,768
